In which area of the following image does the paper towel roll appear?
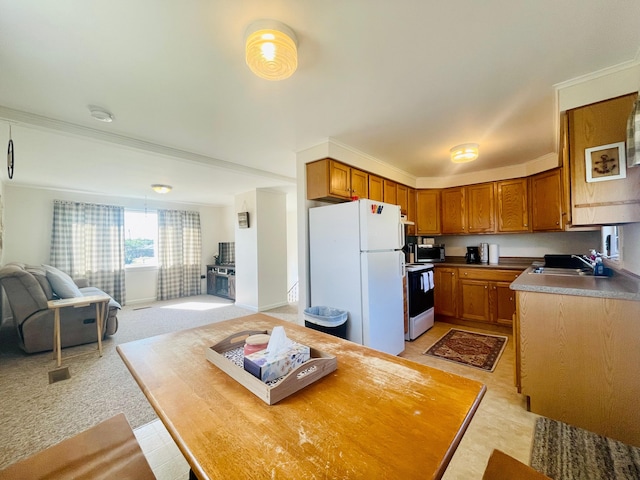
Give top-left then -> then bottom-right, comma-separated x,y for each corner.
489,244 -> 499,265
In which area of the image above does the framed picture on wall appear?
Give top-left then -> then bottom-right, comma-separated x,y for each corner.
238,211 -> 250,229
585,142 -> 626,183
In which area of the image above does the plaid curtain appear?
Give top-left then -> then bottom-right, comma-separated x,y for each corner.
50,200 -> 126,304
157,209 -> 202,300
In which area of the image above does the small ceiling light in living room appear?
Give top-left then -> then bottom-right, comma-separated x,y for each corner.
88,105 -> 114,123
151,184 -> 172,194
450,143 -> 479,163
245,19 -> 298,81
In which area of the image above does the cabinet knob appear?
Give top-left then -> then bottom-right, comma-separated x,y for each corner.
556,222 -> 559,225
524,223 -> 528,227
464,272 -> 468,276
485,286 -> 488,289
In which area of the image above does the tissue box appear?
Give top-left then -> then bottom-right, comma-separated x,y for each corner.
243,343 -> 311,383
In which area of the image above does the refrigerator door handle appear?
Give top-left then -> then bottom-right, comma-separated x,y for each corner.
398,222 -> 405,250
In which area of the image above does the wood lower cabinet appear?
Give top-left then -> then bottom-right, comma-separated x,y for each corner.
448,268 -> 522,326
516,290 -> 640,446
531,168 -> 564,231
497,178 -> 529,232
434,267 -> 457,317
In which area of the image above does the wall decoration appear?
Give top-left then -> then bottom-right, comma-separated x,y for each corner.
585,142 -> 626,183
238,211 -> 250,229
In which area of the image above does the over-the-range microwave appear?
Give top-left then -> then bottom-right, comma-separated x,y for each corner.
414,244 -> 445,263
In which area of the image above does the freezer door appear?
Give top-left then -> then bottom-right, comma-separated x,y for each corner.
360,250 -> 405,355
359,200 -> 402,251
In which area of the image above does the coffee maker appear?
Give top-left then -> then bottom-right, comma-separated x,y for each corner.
465,246 -> 480,264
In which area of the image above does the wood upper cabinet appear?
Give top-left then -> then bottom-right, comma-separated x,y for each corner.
406,188 -> 417,235
369,175 -> 384,202
568,93 -> 640,225
466,182 -> 495,233
396,184 -> 408,215
496,178 -> 529,232
416,189 -> 441,235
531,168 -> 564,231
350,168 -> 369,200
441,187 -> 466,234
434,267 -> 457,318
383,179 -> 397,205
306,158 -> 368,201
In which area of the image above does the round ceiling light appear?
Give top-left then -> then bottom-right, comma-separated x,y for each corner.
88,105 -> 114,123
151,184 -> 172,194
450,143 -> 479,163
245,20 -> 298,81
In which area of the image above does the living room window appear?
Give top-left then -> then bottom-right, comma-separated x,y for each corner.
125,210 -> 158,267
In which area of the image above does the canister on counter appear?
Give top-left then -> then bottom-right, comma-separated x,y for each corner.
480,243 -> 489,264
243,334 -> 271,356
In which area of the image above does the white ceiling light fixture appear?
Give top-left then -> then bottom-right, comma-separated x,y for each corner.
88,105 -> 114,123
450,143 -> 479,163
151,184 -> 172,194
245,19 -> 298,81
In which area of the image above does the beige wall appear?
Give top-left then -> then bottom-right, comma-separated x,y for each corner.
2,184 -> 235,304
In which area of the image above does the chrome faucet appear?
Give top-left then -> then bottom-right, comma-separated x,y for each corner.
571,254 -> 595,270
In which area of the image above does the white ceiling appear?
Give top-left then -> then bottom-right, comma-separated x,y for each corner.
1,0 -> 639,206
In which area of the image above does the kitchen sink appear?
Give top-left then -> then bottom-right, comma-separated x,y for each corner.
529,266 -> 594,276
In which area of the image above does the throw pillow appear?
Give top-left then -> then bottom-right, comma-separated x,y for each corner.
43,265 -> 83,299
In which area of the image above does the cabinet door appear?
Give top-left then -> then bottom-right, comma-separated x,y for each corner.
491,282 -> 515,326
434,268 -> 457,317
351,168 -> 369,200
369,175 -> 384,201
228,276 -> 236,301
416,190 -> 441,235
568,93 -> 640,225
407,188 -> 417,236
497,178 -> 529,232
397,184 -> 408,214
384,180 -> 397,205
329,160 -> 352,198
441,187 -> 466,234
531,169 -> 563,231
459,279 -> 490,323
467,182 -> 495,233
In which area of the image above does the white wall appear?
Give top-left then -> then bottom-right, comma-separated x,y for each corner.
430,231 -> 601,259
2,184 -> 235,304
234,189 -> 288,311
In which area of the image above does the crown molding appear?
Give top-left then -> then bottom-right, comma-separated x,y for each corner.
0,106 -> 295,184
554,58 -> 640,90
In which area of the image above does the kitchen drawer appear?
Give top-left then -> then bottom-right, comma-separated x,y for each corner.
458,268 -> 522,282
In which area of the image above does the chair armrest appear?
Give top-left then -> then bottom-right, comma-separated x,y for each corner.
74,278 -> 89,288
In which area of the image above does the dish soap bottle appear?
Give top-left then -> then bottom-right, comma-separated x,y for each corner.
594,257 -> 605,276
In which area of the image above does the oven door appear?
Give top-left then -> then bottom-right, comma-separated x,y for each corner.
407,269 -> 434,318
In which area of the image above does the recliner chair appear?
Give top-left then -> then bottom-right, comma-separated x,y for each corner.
0,263 -> 120,353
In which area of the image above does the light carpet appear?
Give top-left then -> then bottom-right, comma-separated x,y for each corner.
0,295 -> 298,470
531,417 -> 640,479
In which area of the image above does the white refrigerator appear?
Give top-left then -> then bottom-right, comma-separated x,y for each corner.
309,199 -> 405,355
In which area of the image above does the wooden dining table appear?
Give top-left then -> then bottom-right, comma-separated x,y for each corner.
117,313 -> 486,479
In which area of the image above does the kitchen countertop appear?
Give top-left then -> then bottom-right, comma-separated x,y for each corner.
510,263 -> 640,301
433,256 -> 537,270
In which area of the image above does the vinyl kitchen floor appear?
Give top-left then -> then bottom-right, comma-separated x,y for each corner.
134,320 -> 537,480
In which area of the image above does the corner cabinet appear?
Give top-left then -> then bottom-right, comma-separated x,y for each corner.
434,267 -> 457,317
